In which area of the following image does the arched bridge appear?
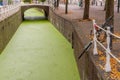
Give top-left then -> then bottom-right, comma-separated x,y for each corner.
21,4 -> 49,19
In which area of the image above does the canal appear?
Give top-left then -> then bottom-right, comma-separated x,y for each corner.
0,8 -> 80,80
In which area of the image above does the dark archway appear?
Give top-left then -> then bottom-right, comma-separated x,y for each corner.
21,4 -> 49,20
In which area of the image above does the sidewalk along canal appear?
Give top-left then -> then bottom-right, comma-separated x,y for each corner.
0,20 -> 80,80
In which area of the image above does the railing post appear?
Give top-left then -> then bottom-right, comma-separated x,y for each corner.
6,5 -> 8,17
1,7 -> 3,19
0,7 -> 1,20
105,26 -> 111,72
8,5 -> 10,16
93,20 -> 98,55
3,6 -> 5,19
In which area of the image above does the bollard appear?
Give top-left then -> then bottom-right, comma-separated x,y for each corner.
105,27 -> 111,72
8,5 -> 10,16
3,6 -> 5,19
93,20 -> 98,55
6,5 -> 8,17
1,7 -> 3,19
0,7 -> 1,20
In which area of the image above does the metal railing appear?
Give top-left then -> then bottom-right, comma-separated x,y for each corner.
0,3 -> 20,21
93,20 -> 120,72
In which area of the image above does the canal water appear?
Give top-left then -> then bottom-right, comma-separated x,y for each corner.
0,8 -> 80,80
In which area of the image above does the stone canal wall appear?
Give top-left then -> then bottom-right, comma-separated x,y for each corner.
0,9 -> 22,53
49,7 -> 73,45
49,7 -> 104,80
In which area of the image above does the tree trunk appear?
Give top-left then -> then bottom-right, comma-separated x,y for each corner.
104,0 -> 107,11
65,0 -> 68,14
83,0 -> 90,19
106,0 -> 114,25
117,0 -> 120,13
56,0 -> 59,7
106,0 -> 114,49
92,0 -> 96,5
53,0 -> 57,8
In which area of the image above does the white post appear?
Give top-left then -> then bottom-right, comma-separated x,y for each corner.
8,5 -> 10,16
1,7 -> 3,19
93,20 -> 98,55
5,6 -> 7,17
6,5 -> 8,17
3,7 -> 5,19
105,27 -> 111,72
0,7 -> 1,20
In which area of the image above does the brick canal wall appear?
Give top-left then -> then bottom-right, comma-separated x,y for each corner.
0,9 -> 22,53
49,7 -> 104,80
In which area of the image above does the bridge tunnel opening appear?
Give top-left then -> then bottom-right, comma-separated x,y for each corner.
24,8 -> 47,20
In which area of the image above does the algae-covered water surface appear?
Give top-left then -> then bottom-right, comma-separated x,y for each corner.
0,8 -> 80,80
